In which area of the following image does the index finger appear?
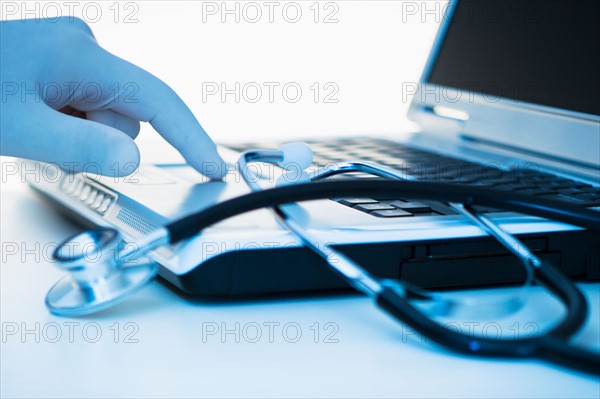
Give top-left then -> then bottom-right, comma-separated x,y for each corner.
79,48 -> 226,179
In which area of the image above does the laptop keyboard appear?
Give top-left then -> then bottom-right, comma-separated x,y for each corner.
225,138 -> 600,218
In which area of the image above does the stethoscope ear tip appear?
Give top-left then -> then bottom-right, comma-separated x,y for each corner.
277,142 -> 313,171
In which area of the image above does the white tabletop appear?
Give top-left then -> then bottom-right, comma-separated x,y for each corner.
1,172 -> 599,398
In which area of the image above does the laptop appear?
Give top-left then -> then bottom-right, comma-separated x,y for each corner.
28,0 -> 600,296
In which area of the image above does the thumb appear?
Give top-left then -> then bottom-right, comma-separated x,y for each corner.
5,105 -> 140,177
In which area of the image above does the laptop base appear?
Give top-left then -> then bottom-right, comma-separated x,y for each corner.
31,186 -> 600,296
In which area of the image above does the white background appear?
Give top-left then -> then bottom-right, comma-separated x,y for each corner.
2,2 -> 599,398
3,0 -> 440,146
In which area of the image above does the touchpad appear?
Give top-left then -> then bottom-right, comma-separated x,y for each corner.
94,163 -> 277,229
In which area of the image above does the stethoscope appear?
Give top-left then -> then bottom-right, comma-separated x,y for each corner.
46,143 -> 600,376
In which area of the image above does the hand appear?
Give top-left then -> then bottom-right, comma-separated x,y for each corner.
0,17 -> 226,178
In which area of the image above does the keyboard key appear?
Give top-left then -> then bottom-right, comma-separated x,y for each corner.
337,198 -> 379,206
372,209 -> 413,218
468,181 -> 498,187
355,203 -> 396,212
557,188 -> 587,196
472,206 -> 505,214
540,194 -> 600,207
484,177 -> 521,185
518,188 -> 557,196
571,192 -> 600,201
388,201 -> 432,213
574,186 -> 598,192
496,183 -> 538,192
539,180 -> 582,190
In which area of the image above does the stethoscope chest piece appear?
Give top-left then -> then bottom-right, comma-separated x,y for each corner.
46,228 -> 158,317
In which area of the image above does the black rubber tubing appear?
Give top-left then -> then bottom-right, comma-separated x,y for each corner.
165,179 -> 600,376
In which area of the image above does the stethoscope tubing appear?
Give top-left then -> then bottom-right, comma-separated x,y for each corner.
164,179 -> 600,376
377,258 -> 599,376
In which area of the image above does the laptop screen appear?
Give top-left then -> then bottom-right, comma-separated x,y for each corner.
427,0 -> 600,117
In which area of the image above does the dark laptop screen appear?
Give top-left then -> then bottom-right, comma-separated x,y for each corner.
427,0 -> 600,116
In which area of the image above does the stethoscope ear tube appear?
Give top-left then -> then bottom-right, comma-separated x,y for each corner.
534,258 -> 588,340
376,262 -> 600,377
532,262 -> 600,376
166,180 -> 600,244
376,284 -> 539,357
163,179 -> 600,376
536,335 -> 600,377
